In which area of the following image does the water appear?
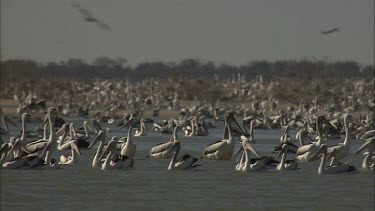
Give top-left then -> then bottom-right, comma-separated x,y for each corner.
1,119 -> 374,210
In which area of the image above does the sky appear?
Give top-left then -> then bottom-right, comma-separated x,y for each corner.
1,0 -> 374,65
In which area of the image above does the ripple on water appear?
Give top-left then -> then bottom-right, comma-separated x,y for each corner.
1,121 -> 374,210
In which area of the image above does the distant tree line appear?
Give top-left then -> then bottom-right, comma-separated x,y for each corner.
1,57 -> 373,84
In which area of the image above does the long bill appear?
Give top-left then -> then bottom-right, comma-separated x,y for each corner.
353,139 -> 374,156
232,145 -> 244,161
97,142 -> 115,163
120,117 -> 137,129
244,141 -> 261,158
276,144 -> 288,160
88,131 -> 106,149
226,113 -> 249,137
71,142 -> 82,156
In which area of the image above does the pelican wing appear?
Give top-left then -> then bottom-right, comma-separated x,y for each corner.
149,142 -> 174,155
175,154 -> 198,169
25,141 -> 48,154
296,144 -> 314,155
202,140 -> 224,155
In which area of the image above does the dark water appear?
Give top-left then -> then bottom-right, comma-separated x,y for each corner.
1,119 -> 374,210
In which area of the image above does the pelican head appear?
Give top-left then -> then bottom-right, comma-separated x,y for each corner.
56,123 -> 70,137
21,113 -> 32,121
242,139 -> 261,158
48,107 -> 70,118
225,112 -> 248,137
120,117 -> 137,129
97,137 -> 118,162
276,144 -> 288,160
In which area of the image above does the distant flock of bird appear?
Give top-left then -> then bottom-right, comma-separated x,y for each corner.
1,103 -> 374,174
1,75 -> 374,174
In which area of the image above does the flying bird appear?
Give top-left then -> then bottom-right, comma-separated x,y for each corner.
71,2 -> 111,31
320,27 -> 339,35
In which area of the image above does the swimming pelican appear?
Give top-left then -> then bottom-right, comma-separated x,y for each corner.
353,138 -> 374,170
2,138 -> 59,169
24,108 -> 62,163
309,144 -> 356,175
275,144 -> 298,170
59,140 -> 82,165
16,113 -> 32,153
89,131 -> 107,168
243,119 -> 256,143
187,116 -> 209,137
70,121 -> 93,148
274,125 -> 298,153
280,125 -> 291,142
326,114 -> 353,164
90,118 -> 110,133
147,125 -> 181,159
134,118 -> 146,137
295,122 -> 313,146
57,123 -> 75,150
98,136 -> 134,170
168,142 -> 199,170
236,139 -> 274,172
119,117 -> 137,158
296,116 -> 326,162
201,112 -> 248,160
1,142 -> 11,165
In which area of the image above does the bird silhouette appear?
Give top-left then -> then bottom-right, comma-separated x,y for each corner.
320,27 -> 339,35
71,2 -> 111,31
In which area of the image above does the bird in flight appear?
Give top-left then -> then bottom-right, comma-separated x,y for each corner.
320,27 -> 339,35
71,2 -> 111,31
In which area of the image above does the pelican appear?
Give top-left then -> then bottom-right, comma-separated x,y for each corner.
309,144 -> 356,175
57,123 -> 75,150
1,142 -> 11,165
119,117 -> 137,158
2,138 -> 59,169
275,144 -> 298,170
243,119 -> 256,143
201,112 -> 248,160
17,113 -> 32,153
90,118 -> 110,133
296,116 -> 326,162
280,125 -> 291,143
98,136 -> 134,170
59,141 -> 82,165
89,131 -> 107,168
187,116 -> 209,137
70,121 -> 93,148
274,125 -> 298,153
24,108 -> 62,163
236,139 -> 275,172
147,125 -> 181,159
326,114 -> 353,164
295,122 -> 313,146
196,121 -> 209,136
353,138 -> 374,170
134,118 -> 146,137
168,142 -> 199,170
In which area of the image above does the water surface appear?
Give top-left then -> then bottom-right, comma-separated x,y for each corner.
1,119 -> 374,210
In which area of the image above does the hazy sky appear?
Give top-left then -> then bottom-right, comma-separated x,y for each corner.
1,0 -> 374,65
